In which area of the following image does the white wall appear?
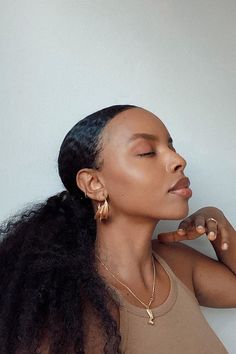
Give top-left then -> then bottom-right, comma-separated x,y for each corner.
1,0 -> 235,352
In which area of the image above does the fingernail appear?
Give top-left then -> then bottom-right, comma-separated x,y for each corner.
222,242 -> 228,250
177,229 -> 185,234
208,231 -> 216,240
197,225 -> 205,231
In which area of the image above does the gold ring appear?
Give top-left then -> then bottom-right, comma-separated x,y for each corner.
206,217 -> 218,225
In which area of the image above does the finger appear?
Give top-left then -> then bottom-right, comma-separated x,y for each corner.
206,218 -> 218,241
182,229 -> 204,240
219,228 -> 229,251
194,215 -> 206,234
178,216 -> 205,236
178,217 -> 192,233
158,231 -> 186,243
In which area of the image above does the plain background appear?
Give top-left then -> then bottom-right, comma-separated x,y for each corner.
1,0 -> 235,352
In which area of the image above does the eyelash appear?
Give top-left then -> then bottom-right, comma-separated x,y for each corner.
137,151 -> 156,157
137,144 -> 175,157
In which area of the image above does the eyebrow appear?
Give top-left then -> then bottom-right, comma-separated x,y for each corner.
128,133 -> 173,144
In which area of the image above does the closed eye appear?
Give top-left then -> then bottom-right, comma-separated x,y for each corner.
137,151 -> 156,157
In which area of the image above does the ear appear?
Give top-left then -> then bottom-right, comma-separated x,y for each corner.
76,168 -> 106,202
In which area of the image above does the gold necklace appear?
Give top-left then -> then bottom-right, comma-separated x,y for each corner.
95,252 -> 157,325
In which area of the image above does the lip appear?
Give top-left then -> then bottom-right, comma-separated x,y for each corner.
169,188 -> 192,198
168,177 -> 192,199
168,177 -> 190,192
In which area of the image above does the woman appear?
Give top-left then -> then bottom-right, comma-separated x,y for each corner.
0,105 -> 235,354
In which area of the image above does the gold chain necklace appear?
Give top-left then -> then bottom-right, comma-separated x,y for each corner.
95,252 -> 157,325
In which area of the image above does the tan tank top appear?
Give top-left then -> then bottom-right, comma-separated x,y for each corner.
110,250 -> 228,354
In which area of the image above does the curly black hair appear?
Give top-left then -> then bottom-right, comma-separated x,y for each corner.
0,105 -> 137,354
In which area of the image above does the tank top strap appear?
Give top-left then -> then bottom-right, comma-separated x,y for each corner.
152,249 -> 177,276
152,249 -> 199,304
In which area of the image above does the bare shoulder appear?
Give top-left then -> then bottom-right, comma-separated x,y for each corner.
151,239 -> 196,294
152,239 -> 236,308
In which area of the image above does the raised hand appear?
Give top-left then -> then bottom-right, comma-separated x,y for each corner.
158,206 -> 235,251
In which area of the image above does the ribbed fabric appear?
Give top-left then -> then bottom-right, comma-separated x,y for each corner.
110,250 -> 228,354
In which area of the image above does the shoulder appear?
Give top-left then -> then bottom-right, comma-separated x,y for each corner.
151,238 -> 197,268
151,239 -> 196,294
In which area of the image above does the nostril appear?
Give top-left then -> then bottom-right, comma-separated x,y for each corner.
174,164 -> 182,172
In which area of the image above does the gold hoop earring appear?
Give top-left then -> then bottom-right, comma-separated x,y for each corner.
94,198 -> 109,222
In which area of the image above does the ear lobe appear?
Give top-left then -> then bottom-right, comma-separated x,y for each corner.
76,169 -> 106,201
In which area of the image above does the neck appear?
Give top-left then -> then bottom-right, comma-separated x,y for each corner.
95,215 -> 158,290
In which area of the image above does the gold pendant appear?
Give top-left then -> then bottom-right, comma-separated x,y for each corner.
146,308 -> 154,325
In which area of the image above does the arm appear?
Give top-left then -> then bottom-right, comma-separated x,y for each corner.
207,210 -> 236,274
158,207 -> 236,308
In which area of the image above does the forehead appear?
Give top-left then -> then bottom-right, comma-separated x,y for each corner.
101,108 -> 170,146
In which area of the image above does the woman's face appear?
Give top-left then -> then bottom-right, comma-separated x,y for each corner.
98,108 -> 192,221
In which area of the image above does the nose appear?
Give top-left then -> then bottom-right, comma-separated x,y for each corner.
167,151 -> 187,173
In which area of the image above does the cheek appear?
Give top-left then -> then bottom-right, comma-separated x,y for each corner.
102,158 -> 167,210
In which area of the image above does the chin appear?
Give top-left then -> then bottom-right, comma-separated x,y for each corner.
174,207 -> 189,219
162,204 -> 189,220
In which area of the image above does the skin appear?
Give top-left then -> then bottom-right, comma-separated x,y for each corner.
76,107 -> 236,313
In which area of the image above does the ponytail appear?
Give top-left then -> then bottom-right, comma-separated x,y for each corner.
0,191 -> 121,353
